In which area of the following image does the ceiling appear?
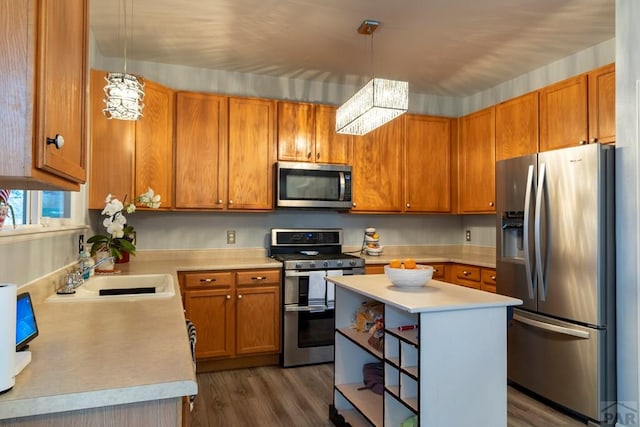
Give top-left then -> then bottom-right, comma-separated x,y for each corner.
89,0 -> 615,97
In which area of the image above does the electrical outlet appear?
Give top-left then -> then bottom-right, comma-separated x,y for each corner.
465,230 -> 471,242
78,234 -> 84,253
226,230 -> 236,245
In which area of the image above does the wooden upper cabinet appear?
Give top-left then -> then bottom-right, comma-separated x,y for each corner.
227,97 -> 276,210
314,105 -> 352,164
175,92 -> 228,209
588,63 -> 615,144
404,115 -> 451,212
539,74 -> 588,152
89,70 -> 135,209
277,102 -> 352,164
277,102 -> 315,162
495,91 -> 539,161
134,80 -> 175,209
0,0 -> 87,190
459,106 -> 496,213
351,117 -> 404,212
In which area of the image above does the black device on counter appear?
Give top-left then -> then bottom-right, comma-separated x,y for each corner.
16,292 -> 38,351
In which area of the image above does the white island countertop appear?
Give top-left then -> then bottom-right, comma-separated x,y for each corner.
327,274 -> 522,313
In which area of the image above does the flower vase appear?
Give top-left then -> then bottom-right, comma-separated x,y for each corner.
0,206 -> 7,230
116,251 -> 130,264
95,249 -> 115,272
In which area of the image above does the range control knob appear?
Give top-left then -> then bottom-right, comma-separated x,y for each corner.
323,261 -> 329,267
295,262 -> 303,269
336,260 -> 344,267
349,260 -> 357,266
309,263 -> 316,268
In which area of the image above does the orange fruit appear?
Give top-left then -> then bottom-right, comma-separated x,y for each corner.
404,258 -> 417,269
389,259 -> 402,269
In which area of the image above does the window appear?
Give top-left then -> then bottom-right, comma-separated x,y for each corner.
6,190 -> 71,226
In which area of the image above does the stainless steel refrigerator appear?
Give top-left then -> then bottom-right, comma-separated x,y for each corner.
496,143 -> 616,425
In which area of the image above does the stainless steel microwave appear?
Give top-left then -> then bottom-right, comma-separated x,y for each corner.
276,161 -> 353,209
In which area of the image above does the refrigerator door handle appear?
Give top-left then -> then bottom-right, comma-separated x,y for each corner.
534,162 -> 547,301
513,313 -> 590,339
523,164 -> 535,299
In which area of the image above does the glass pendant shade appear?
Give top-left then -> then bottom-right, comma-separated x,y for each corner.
103,72 -> 145,120
336,78 -> 408,136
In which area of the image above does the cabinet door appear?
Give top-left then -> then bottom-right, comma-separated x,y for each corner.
315,105 -> 352,164
481,268 -> 497,293
135,80 -> 174,208
405,115 -> 451,212
351,118 -> 404,212
36,0 -> 87,183
89,69 -> 135,208
588,63 -> 615,144
277,102 -> 315,162
539,74 -> 588,151
459,107 -> 496,213
185,289 -> 235,359
227,97 -> 276,210
495,91 -> 539,161
175,92 -> 228,209
235,285 -> 280,355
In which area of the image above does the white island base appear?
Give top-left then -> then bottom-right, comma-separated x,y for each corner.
327,274 -> 522,427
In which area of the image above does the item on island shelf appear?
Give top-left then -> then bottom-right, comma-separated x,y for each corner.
360,362 -> 384,395
367,315 -> 384,352
356,301 -> 384,332
361,227 -> 383,256
0,283 -> 16,393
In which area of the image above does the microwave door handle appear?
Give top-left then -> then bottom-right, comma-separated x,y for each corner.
339,172 -> 346,201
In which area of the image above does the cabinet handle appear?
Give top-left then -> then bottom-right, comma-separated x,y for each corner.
579,140 -> 587,145
433,268 -> 439,273
490,275 -> 496,281
316,152 -> 320,160
200,278 -> 216,283
226,295 -> 231,300
489,201 -> 495,207
463,270 -> 471,276
46,134 -> 64,149
238,294 -> 243,299
406,203 -> 411,208
352,202 -> 356,208
228,200 -> 233,205
252,276 -> 266,280
590,137 -> 598,143
217,199 -> 223,204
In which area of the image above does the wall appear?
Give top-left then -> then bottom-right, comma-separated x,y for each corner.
615,0 -> 640,424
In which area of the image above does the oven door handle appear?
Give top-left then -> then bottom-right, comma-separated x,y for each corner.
285,305 -> 329,313
285,270 -> 313,278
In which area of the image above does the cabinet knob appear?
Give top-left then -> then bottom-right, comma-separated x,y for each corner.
200,278 -> 216,283
489,201 -> 495,207
490,275 -> 496,281
316,152 -> 320,160
579,140 -> 587,145
352,202 -> 356,208
434,268 -> 439,273
226,295 -> 231,300
463,271 -> 471,276
46,134 -> 64,149
228,200 -> 233,205
590,137 -> 598,143
406,203 -> 411,208
238,294 -> 243,299
217,199 -> 223,204
252,276 -> 266,281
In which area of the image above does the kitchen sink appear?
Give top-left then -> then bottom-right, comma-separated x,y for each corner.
47,274 -> 175,302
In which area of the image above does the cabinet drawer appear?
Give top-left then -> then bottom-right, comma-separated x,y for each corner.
365,264 -> 385,274
451,264 -> 481,289
236,270 -> 281,286
430,263 -> 447,280
481,269 -> 497,293
183,271 -> 233,289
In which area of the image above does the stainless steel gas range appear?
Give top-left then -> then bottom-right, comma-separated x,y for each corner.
269,228 -> 365,367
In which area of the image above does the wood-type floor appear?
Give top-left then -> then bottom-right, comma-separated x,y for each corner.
189,364 -> 587,427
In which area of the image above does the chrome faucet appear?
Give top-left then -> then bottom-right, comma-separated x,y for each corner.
56,256 -> 115,295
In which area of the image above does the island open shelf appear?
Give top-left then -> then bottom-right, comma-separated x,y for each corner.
328,274 -> 521,427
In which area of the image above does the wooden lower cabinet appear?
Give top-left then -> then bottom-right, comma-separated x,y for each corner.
365,264 -> 385,274
451,264 -> 496,293
179,269 -> 281,370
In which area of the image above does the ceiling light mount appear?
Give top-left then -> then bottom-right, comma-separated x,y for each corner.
336,19 -> 409,136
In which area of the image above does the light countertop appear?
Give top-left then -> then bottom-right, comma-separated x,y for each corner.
327,274 -> 521,313
353,245 -> 496,268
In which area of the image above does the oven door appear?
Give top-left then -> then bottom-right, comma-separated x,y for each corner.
282,305 -> 335,367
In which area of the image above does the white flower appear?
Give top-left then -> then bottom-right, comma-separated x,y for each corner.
107,221 -> 125,238
137,187 -> 161,208
126,204 -> 136,214
102,198 -> 124,216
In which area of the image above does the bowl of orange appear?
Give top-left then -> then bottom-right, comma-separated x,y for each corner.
384,259 -> 434,288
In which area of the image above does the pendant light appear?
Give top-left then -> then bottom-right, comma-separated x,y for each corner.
336,20 -> 408,136
103,0 -> 145,120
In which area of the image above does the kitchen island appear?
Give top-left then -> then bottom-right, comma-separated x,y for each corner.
327,274 -> 521,426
